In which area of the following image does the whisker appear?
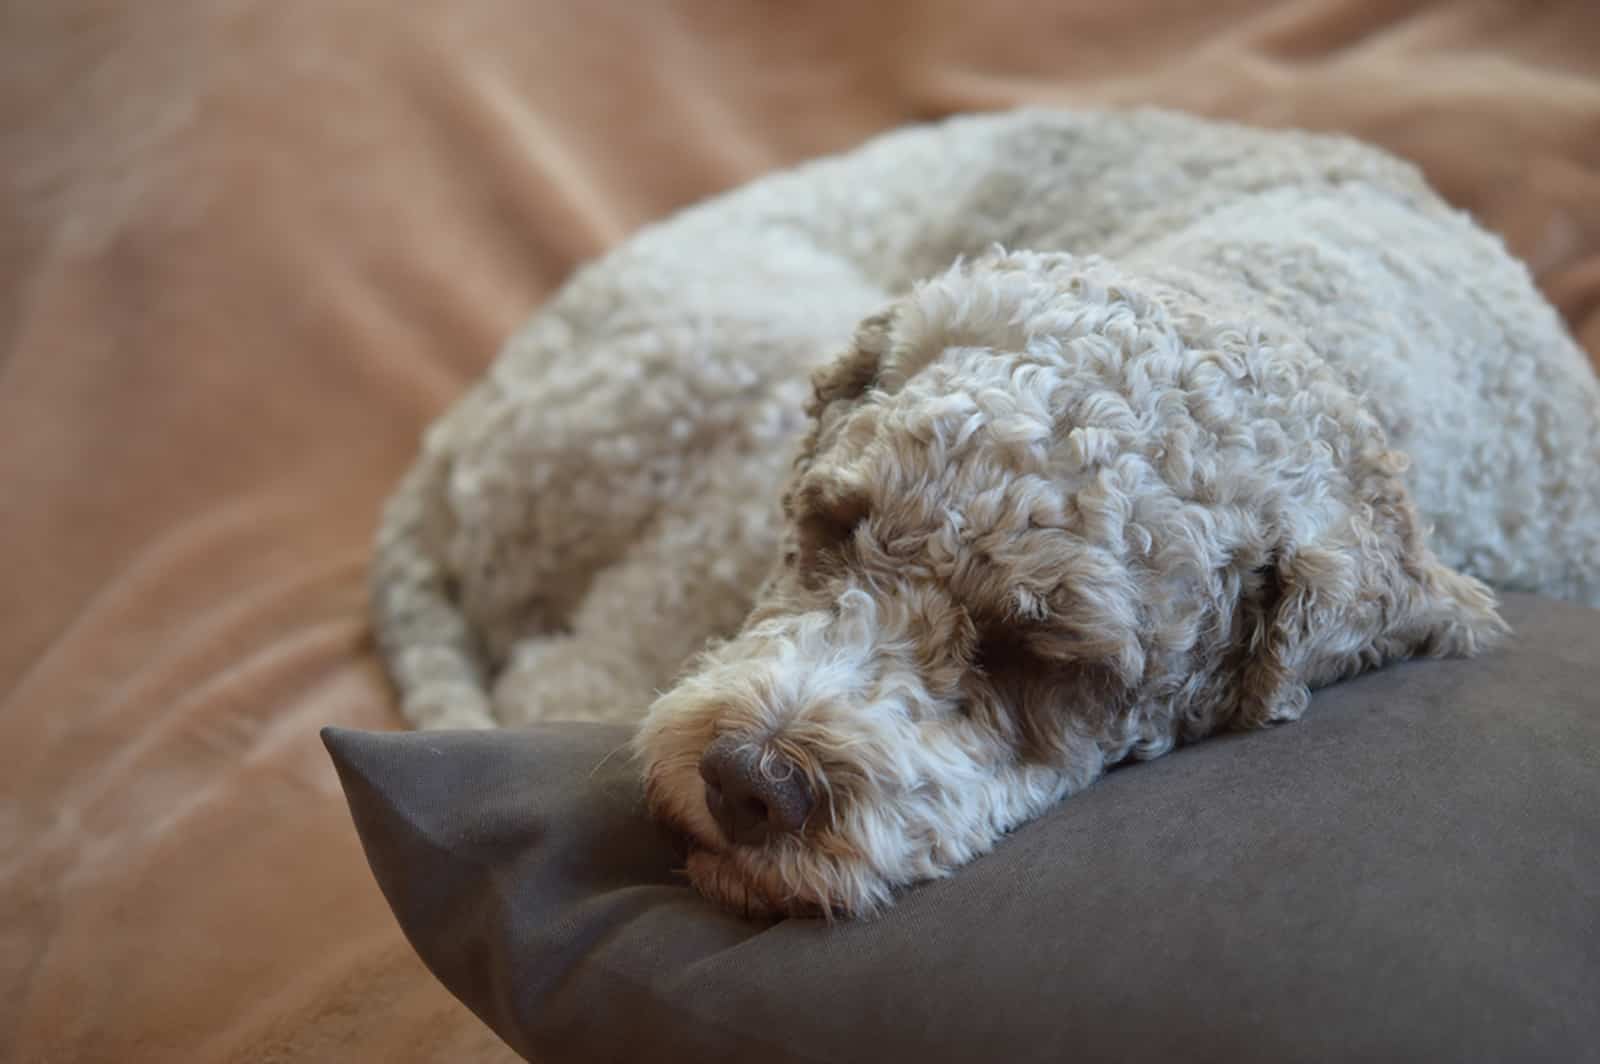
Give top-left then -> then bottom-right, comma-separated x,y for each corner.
586,738 -> 635,779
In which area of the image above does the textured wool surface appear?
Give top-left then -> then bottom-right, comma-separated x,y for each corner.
7,2 -> 1600,1061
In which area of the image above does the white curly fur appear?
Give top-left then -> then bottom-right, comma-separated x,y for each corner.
370,108 -> 1600,918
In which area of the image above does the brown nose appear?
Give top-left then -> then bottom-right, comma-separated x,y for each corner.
699,736 -> 814,846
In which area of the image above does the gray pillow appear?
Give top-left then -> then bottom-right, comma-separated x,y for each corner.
325,593 -> 1600,1064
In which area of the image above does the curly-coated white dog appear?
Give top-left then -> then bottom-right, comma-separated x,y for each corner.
372,108 -> 1600,918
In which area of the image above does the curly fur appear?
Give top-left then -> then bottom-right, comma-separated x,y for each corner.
370,108 -> 1600,917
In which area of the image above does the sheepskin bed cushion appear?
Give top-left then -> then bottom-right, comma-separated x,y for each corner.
327,593 -> 1599,1064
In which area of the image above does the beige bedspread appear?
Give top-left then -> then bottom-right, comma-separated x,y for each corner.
4,2 -> 1597,1060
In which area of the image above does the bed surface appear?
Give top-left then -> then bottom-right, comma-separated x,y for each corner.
4,2 -> 1599,1059
327,595 -> 1600,1064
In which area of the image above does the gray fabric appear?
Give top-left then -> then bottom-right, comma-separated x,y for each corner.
325,593 -> 1600,1064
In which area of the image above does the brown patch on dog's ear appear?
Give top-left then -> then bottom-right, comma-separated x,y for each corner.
806,307 -> 894,418
790,475 -> 871,582
1230,481 -> 1509,732
797,486 -> 869,545
1230,552 -> 1315,729
786,306 -> 897,522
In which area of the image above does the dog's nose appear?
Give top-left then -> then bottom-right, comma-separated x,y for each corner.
699,736 -> 814,846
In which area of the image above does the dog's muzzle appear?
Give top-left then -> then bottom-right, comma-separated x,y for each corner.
698,736 -> 814,846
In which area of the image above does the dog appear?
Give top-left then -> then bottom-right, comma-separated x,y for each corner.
371,108 -> 1600,918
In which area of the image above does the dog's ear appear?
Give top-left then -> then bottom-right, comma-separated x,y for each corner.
775,308 -> 894,581
788,306 -> 894,490
1230,548 -> 1339,728
805,307 -> 894,421
1232,479 -> 1508,730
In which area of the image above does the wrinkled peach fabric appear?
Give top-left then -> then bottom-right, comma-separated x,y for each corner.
3,1 -> 1597,1060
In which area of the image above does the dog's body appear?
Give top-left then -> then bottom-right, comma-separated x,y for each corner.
372,109 -> 1600,916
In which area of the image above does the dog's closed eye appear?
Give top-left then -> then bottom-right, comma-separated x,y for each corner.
799,508 -> 864,553
962,628 -> 1063,747
964,625 -> 1131,760
971,628 -> 1041,679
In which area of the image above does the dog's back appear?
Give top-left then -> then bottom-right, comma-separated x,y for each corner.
1113,146 -> 1600,604
372,108 -> 1600,731
847,108 -> 1600,602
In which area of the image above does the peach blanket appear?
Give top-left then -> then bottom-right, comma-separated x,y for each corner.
5,2 -> 1597,1059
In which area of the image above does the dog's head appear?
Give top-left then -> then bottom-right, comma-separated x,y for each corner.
635,250 -> 1504,919
634,252 -> 1155,917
